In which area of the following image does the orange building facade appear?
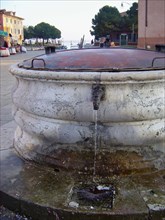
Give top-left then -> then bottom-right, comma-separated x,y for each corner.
138,0 -> 165,49
0,9 -> 24,45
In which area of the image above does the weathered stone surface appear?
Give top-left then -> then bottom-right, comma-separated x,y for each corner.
1,146 -> 165,219
10,50 -> 165,174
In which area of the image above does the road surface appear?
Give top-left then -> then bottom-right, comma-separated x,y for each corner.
0,50 -> 44,126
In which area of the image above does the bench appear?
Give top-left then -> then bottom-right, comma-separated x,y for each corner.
155,44 -> 165,52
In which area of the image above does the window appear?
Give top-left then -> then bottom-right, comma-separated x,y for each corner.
14,20 -> 16,24
6,18 -> 8,23
18,29 -> 20,34
10,19 -> 12,23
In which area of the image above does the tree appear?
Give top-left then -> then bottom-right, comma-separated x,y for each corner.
90,3 -> 138,41
126,2 -> 138,33
24,22 -> 61,45
34,22 -> 61,44
50,26 -> 61,39
24,26 -> 35,39
90,6 -> 121,39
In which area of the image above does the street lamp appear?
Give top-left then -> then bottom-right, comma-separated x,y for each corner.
121,1 -> 131,7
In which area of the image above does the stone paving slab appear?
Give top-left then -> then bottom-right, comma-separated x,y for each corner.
0,105 -> 14,126
0,50 -> 45,126
131,171 -> 165,219
0,121 -> 16,150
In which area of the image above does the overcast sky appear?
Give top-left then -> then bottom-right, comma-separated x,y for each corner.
1,0 -> 138,42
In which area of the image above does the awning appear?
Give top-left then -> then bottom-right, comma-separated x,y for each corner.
0,30 -> 8,37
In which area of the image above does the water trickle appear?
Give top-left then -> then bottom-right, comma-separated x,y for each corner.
93,110 -> 98,181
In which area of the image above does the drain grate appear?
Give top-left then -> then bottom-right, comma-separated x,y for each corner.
71,184 -> 115,209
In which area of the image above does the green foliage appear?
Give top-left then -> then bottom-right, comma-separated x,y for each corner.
90,6 -> 121,39
24,22 -> 61,41
90,3 -> 138,39
24,26 -> 35,39
126,2 -> 138,32
34,22 -> 61,40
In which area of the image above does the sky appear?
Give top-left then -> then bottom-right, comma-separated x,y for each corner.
1,0 -> 138,42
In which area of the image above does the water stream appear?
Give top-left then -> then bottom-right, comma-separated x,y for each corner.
93,110 -> 98,181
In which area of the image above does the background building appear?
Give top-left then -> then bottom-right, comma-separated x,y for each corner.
0,9 -> 24,45
138,0 -> 165,49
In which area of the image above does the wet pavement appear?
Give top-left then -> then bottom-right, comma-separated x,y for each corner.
1,137 -> 165,219
1,50 -> 165,220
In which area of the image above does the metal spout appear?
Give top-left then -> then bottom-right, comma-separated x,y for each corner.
92,84 -> 105,110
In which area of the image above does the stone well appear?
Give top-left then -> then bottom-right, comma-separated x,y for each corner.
10,48 -> 165,176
